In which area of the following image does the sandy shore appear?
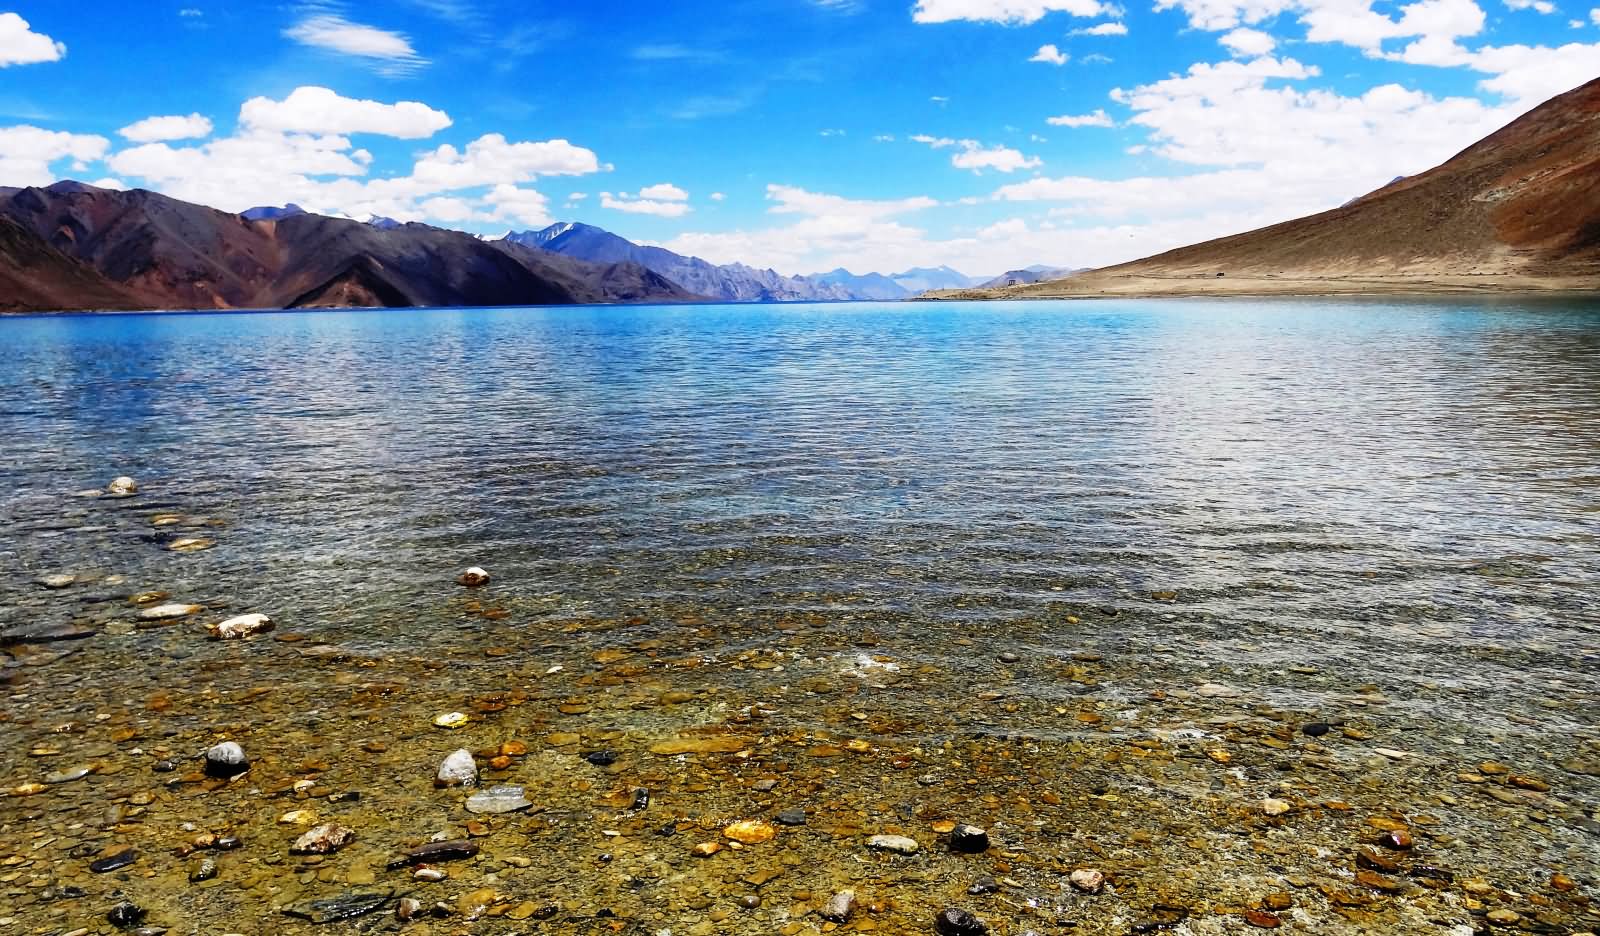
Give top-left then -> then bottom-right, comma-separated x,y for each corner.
923,271 -> 1600,301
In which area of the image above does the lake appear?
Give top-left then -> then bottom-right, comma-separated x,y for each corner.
2,298 -> 1597,934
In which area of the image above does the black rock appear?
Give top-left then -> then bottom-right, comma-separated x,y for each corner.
281,888 -> 394,924
775,808 -> 807,826
386,840 -> 479,869
90,849 -> 139,873
108,901 -> 147,928
152,760 -> 177,773
585,750 -> 618,767
967,877 -> 1000,895
213,835 -> 243,851
949,824 -> 990,853
936,907 -> 989,936
0,622 -> 97,646
328,791 -> 361,803
629,787 -> 650,811
1302,723 -> 1331,737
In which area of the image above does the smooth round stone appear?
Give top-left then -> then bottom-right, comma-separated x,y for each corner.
457,567 -> 490,587
1302,723 -> 1332,737
436,749 -> 478,787
775,808 -> 807,826
433,712 -> 469,729
37,574 -> 77,589
1262,798 -> 1292,816
866,834 -> 919,854
465,785 -> 532,815
211,613 -> 273,640
44,766 -> 92,784
107,477 -> 139,496
935,907 -> 988,936
139,603 -> 202,621
1069,869 -> 1106,894
204,741 -> 250,779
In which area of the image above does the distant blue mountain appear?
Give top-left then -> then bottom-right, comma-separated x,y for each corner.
506,222 -> 1002,302
809,267 -> 910,300
240,203 -> 306,221
505,222 -> 856,302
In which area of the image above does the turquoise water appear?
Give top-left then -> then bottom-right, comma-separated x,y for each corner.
2,298 -> 1598,934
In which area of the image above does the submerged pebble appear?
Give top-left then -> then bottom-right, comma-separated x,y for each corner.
204,741 -> 249,779
867,834 -> 919,854
210,612 -> 273,639
436,749 -> 478,787
936,907 -> 989,936
465,785 -> 532,814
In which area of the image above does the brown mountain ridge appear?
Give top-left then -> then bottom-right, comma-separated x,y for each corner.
936,76 -> 1600,300
0,182 -> 701,313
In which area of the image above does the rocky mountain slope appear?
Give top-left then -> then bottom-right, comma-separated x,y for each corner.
939,77 -> 1600,299
0,183 -> 700,313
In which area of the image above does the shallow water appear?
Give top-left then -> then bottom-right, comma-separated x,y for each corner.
1,298 -> 1597,935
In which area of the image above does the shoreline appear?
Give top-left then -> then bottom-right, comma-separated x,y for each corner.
921,272 -> 1600,302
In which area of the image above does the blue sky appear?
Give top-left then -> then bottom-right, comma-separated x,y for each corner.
1,1 -> 1595,275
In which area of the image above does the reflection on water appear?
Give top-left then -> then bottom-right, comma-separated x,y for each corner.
1,298 -> 1598,934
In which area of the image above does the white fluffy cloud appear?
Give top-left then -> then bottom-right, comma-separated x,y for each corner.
118,113 -> 214,143
0,126 -> 110,187
100,88 -> 601,227
913,0 -> 1114,23
240,87 -> 451,139
602,188 -> 693,217
662,184 -> 938,272
283,15 -> 426,74
638,183 -> 690,201
1503,0 -> 1556,12
1030,44 -> 1070,64
0,12 -> 65,67
1048,109 -> 1116,126
1073,21 -> 1129,33
1220,27 -> 1277,55
913,135 -> 1042,172
1153,0 -> 1589,103
952,143 -> 1043,172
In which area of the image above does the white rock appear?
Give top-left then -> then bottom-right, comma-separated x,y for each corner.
106,476 -> 139,496
1069,868 -> 1106,894
436,749 -> 478,788
465,785 -> 532,815
865,834 -> 919,854
37,574 -> 76,589
204,741 -> 250,779
1262,798 -> 1292,816
1195,682 -> 1240,698
820,890 -> 856,923
457,567 -> 490,587
291,823 -> 355,855
140,603 -> 202,621
211,613 -> 274,640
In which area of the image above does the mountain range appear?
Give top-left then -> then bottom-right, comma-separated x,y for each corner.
943,76 -> 1600,299
0,185 -> 1014,312
504,222 -> 988,302
0,183 -> 700,313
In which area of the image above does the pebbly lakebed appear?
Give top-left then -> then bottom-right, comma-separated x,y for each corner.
0,298 -> 1597,935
